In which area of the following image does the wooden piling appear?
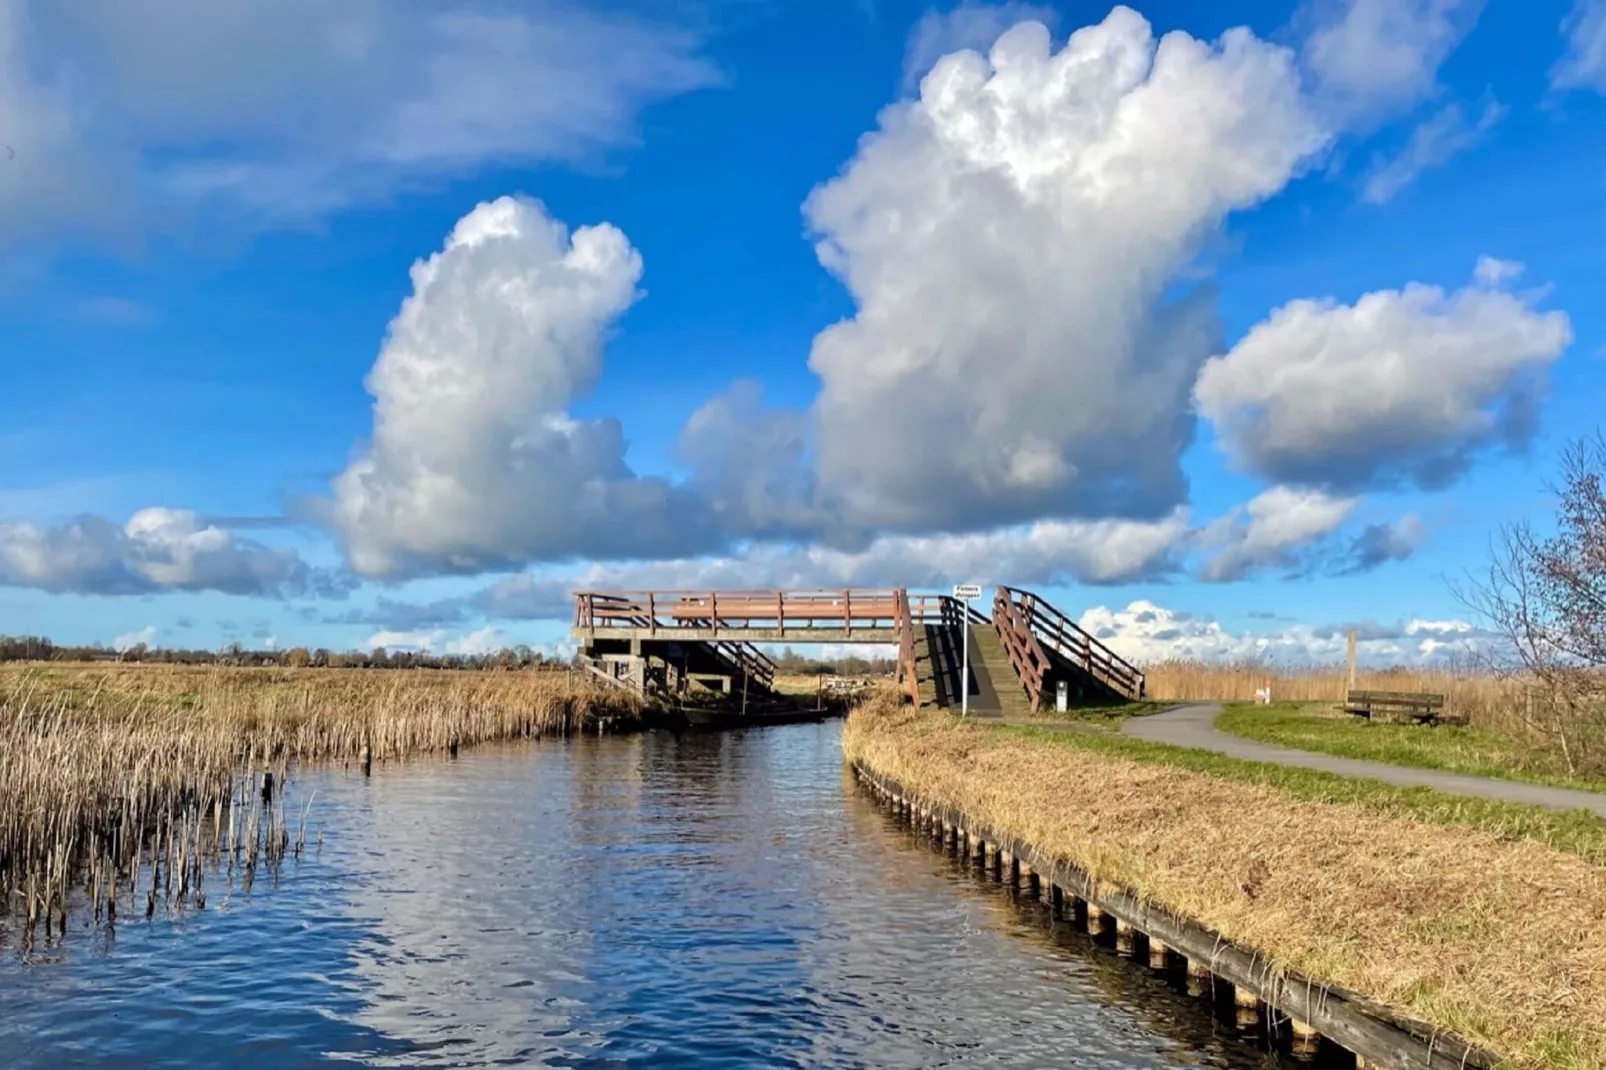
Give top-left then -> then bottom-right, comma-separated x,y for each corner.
848,762 -> 1499,1070
1114,917 -> 1136,956
1234,984 -> 1263,1030
1186,956 -> 1212,998
999,849 -> 1016,885
1290,1018 -> 1321,1061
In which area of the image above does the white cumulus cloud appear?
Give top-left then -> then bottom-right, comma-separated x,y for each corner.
1081,599 -> 1482,665
901,1 -> 1059,88
0,508 -> 328,596
328,196 -> 718,577
1196,486 -> 1357,582
365,625 -> 505,655
799,8 -> 1330,536
1194,261 -> 1573,492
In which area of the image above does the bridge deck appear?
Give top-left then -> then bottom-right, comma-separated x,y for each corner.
582,626 -> 900,644
573,586 -> 1144,710
573,589 -> 946,645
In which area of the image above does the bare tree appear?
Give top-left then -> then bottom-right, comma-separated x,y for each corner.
1458,434 -> 1606,774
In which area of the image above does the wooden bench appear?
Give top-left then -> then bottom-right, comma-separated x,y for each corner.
1342,689 -> 1465,726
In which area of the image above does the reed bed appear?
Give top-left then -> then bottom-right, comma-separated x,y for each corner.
844,692 -> 1606,1070
0,664 -> 640,944
1142,659 -> 1522,721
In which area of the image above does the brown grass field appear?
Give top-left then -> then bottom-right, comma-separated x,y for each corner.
0,663 -> 640,936
844,692 -> 1606,1070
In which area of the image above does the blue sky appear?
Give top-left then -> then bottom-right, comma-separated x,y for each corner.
2,0 -> 1604,664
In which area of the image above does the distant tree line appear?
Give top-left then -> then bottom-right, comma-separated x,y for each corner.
769,647 -> 898,677
0,635 -> 566,672
0,635 -> 902,677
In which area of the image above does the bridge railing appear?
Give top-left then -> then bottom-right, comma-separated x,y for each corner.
575,589 -> 908,636
894,589 -> 919,705
994,587 -> 1145,706
572,592 -> 779,692
710,639 -> 777,691
575,588 -> 989,707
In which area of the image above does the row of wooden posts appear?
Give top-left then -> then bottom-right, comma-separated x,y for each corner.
854,764 -> 1491,1070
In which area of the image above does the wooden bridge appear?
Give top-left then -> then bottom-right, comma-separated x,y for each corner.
572,586 -> 1144,717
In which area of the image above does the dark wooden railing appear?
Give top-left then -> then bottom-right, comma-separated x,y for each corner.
893,588 -> 919,705
575,589 -> 905,635
993,587 -> 1144,707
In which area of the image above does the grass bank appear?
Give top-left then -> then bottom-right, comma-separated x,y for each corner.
845,694 -> 1606,1070
1,663 -> 641,934
1216,702 -> 1606,794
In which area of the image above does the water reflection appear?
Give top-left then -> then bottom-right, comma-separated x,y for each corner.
3,722 -> 1307,1067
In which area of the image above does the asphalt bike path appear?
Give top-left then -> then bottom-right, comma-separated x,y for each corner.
1117,702 -> 1606,818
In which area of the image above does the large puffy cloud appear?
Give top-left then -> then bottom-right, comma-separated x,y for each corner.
1554,0 -> 1606,92
798,9 -> 1329,536
0,508 -> 329,596
1300,0 -> 1483,126
327,196 -> 719,577
0,0 -> 714,243
1193,260 -> 1572,492
901,1 -> 1058,89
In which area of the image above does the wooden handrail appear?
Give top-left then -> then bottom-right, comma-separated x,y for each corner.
994,587 -> 1145,703
893,587 -> 919,705
992,590 -> 1053,711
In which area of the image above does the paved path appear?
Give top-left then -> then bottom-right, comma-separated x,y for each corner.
1120,703 -> 1606,818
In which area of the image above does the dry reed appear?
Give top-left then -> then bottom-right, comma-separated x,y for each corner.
0,664 -> 640,944
1145,659 -> 1531,728
845,693 -> 1606,1070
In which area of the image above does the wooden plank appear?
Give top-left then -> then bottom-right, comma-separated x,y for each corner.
1347,690 -> 1445,706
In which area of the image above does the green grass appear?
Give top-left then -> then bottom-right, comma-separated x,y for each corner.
1215,702 -> 1606,794
992,721 -> 1606,863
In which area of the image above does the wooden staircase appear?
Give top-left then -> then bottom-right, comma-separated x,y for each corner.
908,619 -> 1031,718
964,623 -> 1033,719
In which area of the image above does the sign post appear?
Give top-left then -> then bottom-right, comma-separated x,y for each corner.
952,584 -> 982,718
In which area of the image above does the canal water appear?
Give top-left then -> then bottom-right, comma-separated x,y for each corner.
1,721 -> 1297,1068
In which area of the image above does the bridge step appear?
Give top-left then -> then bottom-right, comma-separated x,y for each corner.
963,624 -> 1034,719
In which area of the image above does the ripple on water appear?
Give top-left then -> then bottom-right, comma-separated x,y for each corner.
3,722 -> 1304,1068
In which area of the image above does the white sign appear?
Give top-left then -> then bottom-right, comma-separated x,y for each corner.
952,584 -> 983,599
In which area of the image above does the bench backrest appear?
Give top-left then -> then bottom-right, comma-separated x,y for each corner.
1346,689 -> 1445,707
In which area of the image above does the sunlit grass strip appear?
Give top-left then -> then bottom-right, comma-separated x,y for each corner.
844,692 -> 1606,1070
0,664 -> 642,943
